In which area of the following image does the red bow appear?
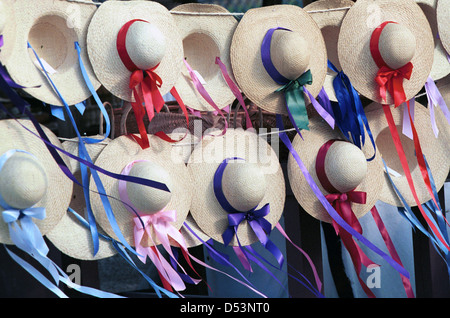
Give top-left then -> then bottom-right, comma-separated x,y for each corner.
375,62 -> 413,107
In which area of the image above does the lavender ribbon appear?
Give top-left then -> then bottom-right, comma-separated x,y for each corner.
424,76 -> 450,138
213,157 -> 284,268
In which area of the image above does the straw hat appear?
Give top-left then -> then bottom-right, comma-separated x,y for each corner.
86,0 -> 183,102
187,128 -> 285,246
415,0 -> 450,80
171,3 -> 239,112
338,0 -> 434,105
287,118 -> 384,223
437,0 -> 450,56
89,134 -> 192,247
0,119 -> 73,244
230,5 -> 327,115
304,0 -> 355,102
2,0 -> 100,106
46,136 -> 117,261
364,102 -> 450,206
435,75 -> 450,144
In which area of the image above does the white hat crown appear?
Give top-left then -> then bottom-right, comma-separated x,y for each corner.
126,161 -> 173,215
324,141 -> 367,193
221,161 -> 267,211
125,21 -> 167,70
0,152 -> 48,210
378,23 -> 416,69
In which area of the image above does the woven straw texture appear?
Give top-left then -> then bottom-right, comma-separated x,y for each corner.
230,5 -> 327,115
287,118 -> 384,223
0,119 -> 73,244
46,136 -> 117,261
364,102 -> 450,207
3,0 -> 100,106
87,1 -> 183,102
337,0 -> 434,105
89,134 -> 192,247
171,3 -> 238,112
187,128 -> 285,246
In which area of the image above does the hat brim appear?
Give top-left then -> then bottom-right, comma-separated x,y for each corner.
437,0 -> 450,57
0,120 -> 73,244
187,128 -> 285,246
230,5 -> 327,115
287,118 -> 384,223
87,1 -> 183,102
364,102 -> 450,207
46,136 -> 117,261
337,0 -> 434,105
171,3 -> 239,112
3,0 -> 100,106
89,135 -> 192,247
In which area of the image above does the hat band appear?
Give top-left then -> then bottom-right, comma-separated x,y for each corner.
213,157 -> 284,268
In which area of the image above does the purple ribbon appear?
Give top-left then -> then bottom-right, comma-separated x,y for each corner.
424,76 -> 450,138
213,157 -> 284,269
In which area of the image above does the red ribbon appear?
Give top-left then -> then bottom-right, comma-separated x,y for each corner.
369,22 -> 447,250
117,19 -> 189,149
316,140 -> 376,298
370,21 -> 413,107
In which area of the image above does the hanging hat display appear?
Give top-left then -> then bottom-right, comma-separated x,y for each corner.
171,3 -> 239,112
230,5 -> 329,133
415,0 -> 450,80
0,119 -> 73,244
46,135 -> 117,261
338,0 -> 434,106
436,0 -> 450,56
1,0 -> 100,106
304,0 -> 355,102
365,101 -> 450,207
187,128 -> 285,255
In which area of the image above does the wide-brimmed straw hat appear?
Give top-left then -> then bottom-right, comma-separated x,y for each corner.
437,0 -> 450,57
89,134 -> 192,247
415,0 -> 450,80
0,119 -> 73,244
287,118 -> 384,223
2,0 -> 100,106
187,128 -> 285,246
230,4 -> 327,115
304,0 -> 355,102
364,101 -> 450,207
46,136 -> 117,261
338,0 -> 434,105
171,3 -> 239,112
86,0 -> 183,102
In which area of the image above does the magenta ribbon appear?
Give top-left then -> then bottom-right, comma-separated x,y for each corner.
118,160 -> 201,292
213,157 -> 284,269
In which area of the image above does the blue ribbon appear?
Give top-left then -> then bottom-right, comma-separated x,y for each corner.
213,157 -> 284,269
328,61 -> 376,161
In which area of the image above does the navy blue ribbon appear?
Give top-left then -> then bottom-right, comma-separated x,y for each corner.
328,60 -> 376,161
213,157 -> 284,268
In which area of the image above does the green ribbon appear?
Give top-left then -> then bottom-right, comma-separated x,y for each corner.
276,70 -> 312,132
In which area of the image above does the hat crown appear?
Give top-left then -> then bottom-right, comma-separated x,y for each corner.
126,161 -> 172,215
270,30 -> 310,80
125,21 -> 167,70
0,152 -> 48,210
221,161 -> 266,211
324,141 -> 367,193
378,23 -> 416,70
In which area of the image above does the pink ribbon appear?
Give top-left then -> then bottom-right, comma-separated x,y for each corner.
118,160 -> 201,292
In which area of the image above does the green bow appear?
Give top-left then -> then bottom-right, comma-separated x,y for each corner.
276,69 -> 313,131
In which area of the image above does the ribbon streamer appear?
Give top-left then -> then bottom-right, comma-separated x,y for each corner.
424,76 -> 450,138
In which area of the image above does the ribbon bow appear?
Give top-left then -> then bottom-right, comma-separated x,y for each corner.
375,63 -> 413,107
276,70 -> 313,132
